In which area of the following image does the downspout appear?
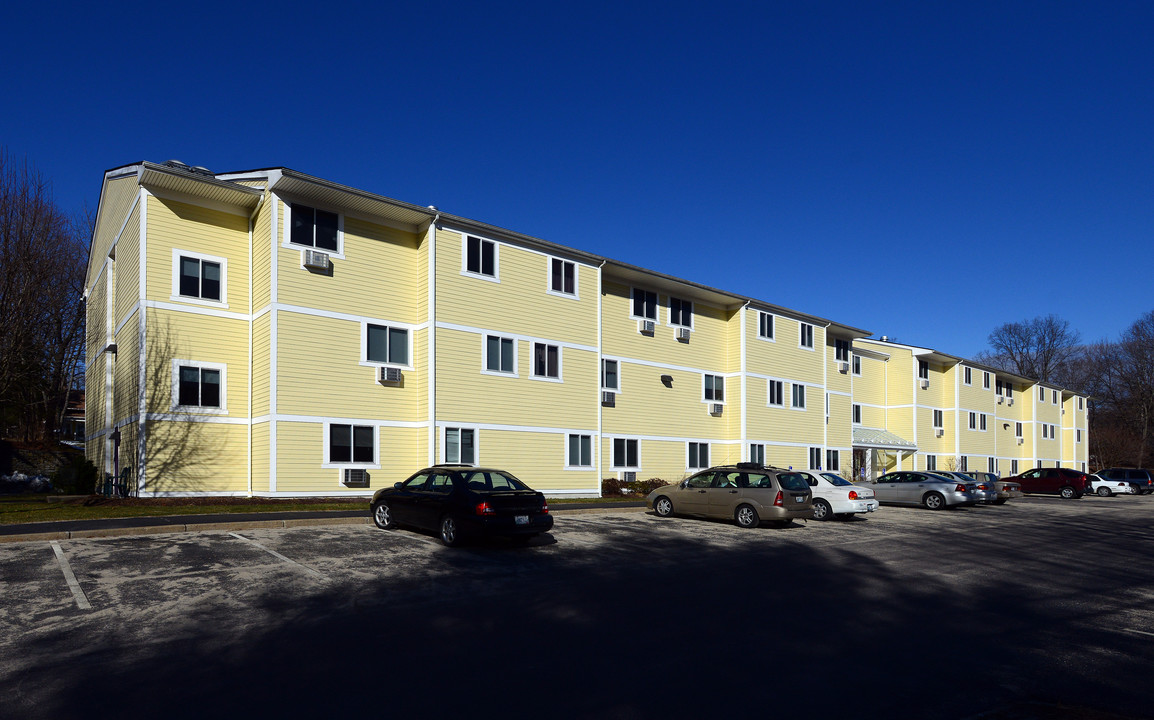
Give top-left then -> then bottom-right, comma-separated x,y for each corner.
821,321 -> 831,468
427,210 -> 440,466
597,260 -> 606,495
246,190 -> 266,497
739,301 -> 749,464
954,364 -> 960,467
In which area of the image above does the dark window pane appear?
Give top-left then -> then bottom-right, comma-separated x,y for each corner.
535,344 -> 546,376
486,336 -> 500,371
613,438 -> 625,467
603,360 -> 617,389
330,425 -> 351,463
353,426 -> 373,462
547,345 -> 558,377
500,338 -> 513,373
367,325 -> 388,362
460,429 -> 475,464
201,261 -> 221,301
388,328 -> 408,364
178,366 -> 200,406
568,435 -> 580,466
564,262 -> 574,294
179,257 -> 200,297
315,209 -> 338,251
200,369 -> 221,407
580,436 -> 591,466
481,241 -> 494,276
467,237 -> 480,274
551,259 -> 563,292
632,291 -> 644,317
627,440 -> 638,467
291,204 -> 314,247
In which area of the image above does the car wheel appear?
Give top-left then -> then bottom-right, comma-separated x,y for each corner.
993,498 -> 1007,505
734,504 -> 760,528
1097,486 -> 1112,497
653,496 -> 674,518
439,515 -> 463,547
923,492 -> 946,510
812,498 -> 833,521
372,501 -> 395,529
1059,486 -> 1077,499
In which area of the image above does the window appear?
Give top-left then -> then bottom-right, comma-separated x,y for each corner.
852,355 -> 861,375
533,343 -> 560,379
918,361 -> 929,379
367,324 -> 409,365
1011,460 -> 1019,475
445,427 -> 476,464
1015,422 -> 1022,438
669,297 -> 692,327
768,380 -> 784,406
964,367 -> 972,385
175,253 -> 222,302
1078,397 -> 1083,410
290,203 -> 339,251
1006,384 -> 1014,399
792,384 -> 806,409
567,434 -> 592,468
800,323 -> 814,349
983,371 -> 990,389
330,424 -> 374,464
826,449 -> 840,471
969,412 -> 977,430
809,447 -> 822,469
1039,387 -> 1045,401
750,443 -> 765,465
853,404 -> 862,424
485,336 -> 515,374
988,457 -> 996,473
612,438 -> 639,469
1053,390 -> 1059,404
926,455 -> 937,471
980,414 -> 987,431
835,338 -> 850,362
933,409 -> 943,428
704,374 -> 724,402
961,457 -> 969,472
632,288 -> 657,320
1077,429 -> 1082,443
996,379 -> 1003,395
465,235 -> 496,278
759,312 -> 774,339
550,258 -> 575,295
175,363 -> 222,410
688,442 -> 709,469
601,359 -> 618,390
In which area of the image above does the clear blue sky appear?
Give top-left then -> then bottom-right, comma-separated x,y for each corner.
3,1 -> 1151,359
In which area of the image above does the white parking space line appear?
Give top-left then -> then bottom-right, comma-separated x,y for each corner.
228,533 -> 328,581
49,541 -> 91,611
1122,628 -> 1154,638
376,528 -> 441,547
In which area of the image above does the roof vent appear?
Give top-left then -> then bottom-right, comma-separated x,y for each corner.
164,160 -> 190,170
190,166 -> 214,176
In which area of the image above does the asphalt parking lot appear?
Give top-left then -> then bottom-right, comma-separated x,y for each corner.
2,495 -> 1152,720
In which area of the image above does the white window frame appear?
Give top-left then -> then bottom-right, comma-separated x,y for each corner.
933,409 -> 943,429
687,441 -> 710,470
631,288 -> 658,321
988,457 -> 996,473
1053,390 -> 1059,405
983,372 -> 991,389
704,374 -> 724,403
565,433 -> 593,469
767,379 -> 785,407
750,443 -> 765,465
758,312 -> 775,341
808,447 -> 822,469
799,322 -> 814,350
1077,429 -> 1082,443
969,412 -> 977,430
481,335 -> 518,377
668,296 -> 693,329
361,321 -> 413,369
443,426 -> 479,465
531,342 -> 562,382
835,338 -> 850,362
461,234 -> 499,282
791,383 -> 806,410
1011,460 -> 1019,475
1015,422 -> 1023,438
852,355 -> 861,375
171,249 -> 228,308
283,201 -> 345,258
601,358 -> 620,392
852,404 -> 862,424
322,421 -> 380,469
926,454 -> 937,471
964,367 -> 972,385
611,437 -> 640,470
980,414 -> 987,431
547,257 -> 578,299
826,449 -> 840,472
170,359 -> 227,415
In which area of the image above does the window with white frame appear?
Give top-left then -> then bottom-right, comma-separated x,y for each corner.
444,427 -> 476,464
826,449 -> 840,471
290,203 -> 339,251
329,424 -> 375,464
918,361 -> 929,379
800,323 -> 814,348
367,324 -> 409,365
996,379 -> 1003,395
853,404 -> 862,424
550,258 -> 576,295
960,456 -> 968,472
792,384 -> 806,409
1006,384 -> 1014,399
1052,390 -> 1059,404
688,442 -> 709,469
964,367 -> 972,385
632,288 -> 657,320
933,409 -> 943,428
1077,429 -> 1082,442
853,355 -> 861,375
669,297 -> 692,327
532,343 -> 560,379
1078,397 -> 1083,410
927,455 -> 937,471
988,457 -> 996,473
980,414 -> 987,431
969,412 -> 977,430
601,359 -> 618,390
983,371 -> 990,389
1011,460 -> 1019,475
485,335 -> 516,374
567,434 -> 592,468
809,447 -> 822,469
173,250 -> 224,304
759,312 -> 774,339
704,374 -> 724,402
835,338 -> 850,362
1015,422 -> 1022,438
465,235 -> 496,278
1039,387 -> 1045,401
172,361 -> 225,413
750,443 -> 765,465
613,438 -> 639,469
768,380 -> 784,406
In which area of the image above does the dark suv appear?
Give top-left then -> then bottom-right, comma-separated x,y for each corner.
1008,467 -> 1093,499
1097,468 -> 1154,495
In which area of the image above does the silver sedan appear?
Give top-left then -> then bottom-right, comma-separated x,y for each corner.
866,471 -> 979,510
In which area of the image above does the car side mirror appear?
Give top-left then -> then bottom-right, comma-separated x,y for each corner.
393,482 -> 403,489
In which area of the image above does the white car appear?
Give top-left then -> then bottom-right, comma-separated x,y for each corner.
796,470 -> 880,520
1089,473 -> 1136,497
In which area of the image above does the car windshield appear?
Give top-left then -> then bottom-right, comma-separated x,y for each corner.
461,471 -> 529,492
821,473 -> 853,487
776,473 -> 810,492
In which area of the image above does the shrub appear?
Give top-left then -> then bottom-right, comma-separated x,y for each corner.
601,477 -> 623,496
601,477 -> 667,497
52,455 -> 99,495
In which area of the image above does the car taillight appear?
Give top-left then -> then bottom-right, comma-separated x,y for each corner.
848,490 -> 859,500
774,490 -> 784,507
1118,483 -> 1127,487
541,501 -> 549,514
955,484 -> 967,492
475,501 -> 495,516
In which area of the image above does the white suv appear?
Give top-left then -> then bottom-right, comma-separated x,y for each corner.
796,470 -> 880,520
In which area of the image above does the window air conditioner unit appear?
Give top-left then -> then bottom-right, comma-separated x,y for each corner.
935,428 -> 944,437
622,471 -> 636,482
379,366 -> 403,384
676,327 -> 691,342
638,320 -> 655,335
1007,398 -> 1014,406
601,390 -> 616,407
342,468 -> 369,487
1017,437 -> 1024,445
997,395 -> 1004,404
920,379 -> 930,389
838,362 -> 849,374
710,403 -> 723,416
302,249 -> 332,270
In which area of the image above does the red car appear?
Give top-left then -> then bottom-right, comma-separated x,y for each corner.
1009,467 -> 1093,499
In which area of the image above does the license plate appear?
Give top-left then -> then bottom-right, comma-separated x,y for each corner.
794,496 -> 806,503
515,515 -> 529,525
866,505 -> 875,512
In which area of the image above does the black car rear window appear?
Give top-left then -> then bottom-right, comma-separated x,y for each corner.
461,471 -> 529,492
776,473 -> 809,492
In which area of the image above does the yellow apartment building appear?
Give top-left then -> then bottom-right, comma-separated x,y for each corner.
84,161 -> 1089,497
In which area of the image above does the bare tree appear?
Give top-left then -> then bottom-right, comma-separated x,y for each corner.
976,314 -> 1081,384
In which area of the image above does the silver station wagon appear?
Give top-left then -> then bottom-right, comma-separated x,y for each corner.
646,463 -> 813,528
867,471 -> 979,510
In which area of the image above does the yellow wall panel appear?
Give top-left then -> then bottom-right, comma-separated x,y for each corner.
146,196 -> 249,309
143,421 -> 248,494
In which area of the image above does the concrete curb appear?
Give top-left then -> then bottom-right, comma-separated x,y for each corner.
0,506 -> 647,543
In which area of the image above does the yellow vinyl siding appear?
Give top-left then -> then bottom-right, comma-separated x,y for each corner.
144,421 -> 248,494
112,321 -> 140,423
252,191 -> 273,311
146,196 -> 249,308
744,314 -> 823,386
479,430 -> 599,492
88,177 -> 138,289
251,422 -> 270,493
113,206 -> 140,327
143,309 -> 249,417
252,312 -> 271,417
273,422 -> 425,494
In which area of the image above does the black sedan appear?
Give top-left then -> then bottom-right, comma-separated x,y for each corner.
370,465 -> 553,546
